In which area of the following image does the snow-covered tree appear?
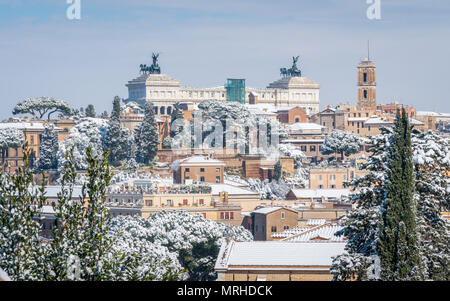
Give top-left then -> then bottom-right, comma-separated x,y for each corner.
0,149 -> 46,280
273,160 -> 282,181
322,130 -> 364,160
247,178 -> 291,200
378,109 -> 423,280
110,211 -> 253,281
135,102 -> 159,165
412,130 -> 450,280
104,97 -> 130,166
331,126 -> 450,281
37,123 -> 58,170
13,97 -> 72,120
170,102 -> 185,138
0,127 -> 24,150
45,147 -> 115,280
57,117 -> 108,170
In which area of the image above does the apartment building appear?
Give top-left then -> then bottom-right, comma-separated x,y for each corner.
173,156 -> 225,184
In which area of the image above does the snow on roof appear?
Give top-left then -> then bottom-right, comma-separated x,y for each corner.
210,184 -> 259,196
347,117 -> 368,122
290,189 -> 350,199
281,139 -> 325,143
281,224 -> 344,242
416,111 -> 450,118
0,122 -> 46,130
215,241 -> 345,270
252,206 -> 283,214
288,123 -> 324,131
179,156 -> 225,166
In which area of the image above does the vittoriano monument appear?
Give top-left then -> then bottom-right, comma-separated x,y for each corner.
140,52 -> 161,74
280,56 -> 302,77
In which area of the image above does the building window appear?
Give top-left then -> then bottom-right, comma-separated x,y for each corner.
331,184 -> 336,189
220,212 -> 224,219
185,168 -> 190,172
160,107 -> 165,115
295,118 -> 300,123
183,199 -> 188,206
364,90 -> 368,99
216,168 -> 220,172
167,107 -> 172,115
200,176 -> 205,182
225,212 -> 229,220
271,226 -> 277,233
154,106 -> 158,114
167,200 -> 173,206
281,212 -> 285,219
319,184 -> 324,189
230,212 -> 234,220
216,176 -> 220,183
301,146 -> 307,151
310,145 -> 316,152
200,168 -> 205,172
363,72 -> 367,83
284,225 -> 289,230
330,174 -> 336,180
319,175 -> 323,180
199,199 -> 204,205
145,200 -> 152,206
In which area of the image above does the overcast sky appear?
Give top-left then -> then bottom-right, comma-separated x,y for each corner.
0,0 -> 449,120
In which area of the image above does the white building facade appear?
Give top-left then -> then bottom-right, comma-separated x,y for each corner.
125,72 -> 321,117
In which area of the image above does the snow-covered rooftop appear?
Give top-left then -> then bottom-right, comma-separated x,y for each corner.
215,241 -> 345,270
0,122 -> 46,130
179,156 -> 225,166
281,224 -> 344,242
210,184 -> 260,196
252,206 -> 283,214
290,188 -> 350,199
288,122 -> 325,131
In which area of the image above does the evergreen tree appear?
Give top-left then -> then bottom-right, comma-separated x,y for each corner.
37,123 -> 59,170
0,146 -> 47,280
378,109 -> 423,280
45,147 -> 113,280
100,110 -> 109,119
104,96 -> 129,166
135,102 -> 159,165
273,160 -> 282,181
85,104 -> 96,118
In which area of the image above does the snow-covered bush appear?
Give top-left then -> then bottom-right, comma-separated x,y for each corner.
247,178 -> 291,200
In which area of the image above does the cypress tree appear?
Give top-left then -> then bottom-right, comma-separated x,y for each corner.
378,109 -> 423,280
136,101 -> 159,165
273,160 -> 282,181
104,96 -> 127,166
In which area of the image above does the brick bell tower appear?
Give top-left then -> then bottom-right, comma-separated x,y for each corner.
357,42 -> 377,110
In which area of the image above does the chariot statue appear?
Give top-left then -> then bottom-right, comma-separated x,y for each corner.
140,52 -> 161,74
280,55 -> 302,78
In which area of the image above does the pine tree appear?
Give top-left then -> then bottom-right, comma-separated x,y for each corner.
85,104 -> 96,118
322,130 -> 364,161
378,109 -> 423,280
37,123 -> 59,170
135,102 -> 159,165
104,96 -> 128,166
